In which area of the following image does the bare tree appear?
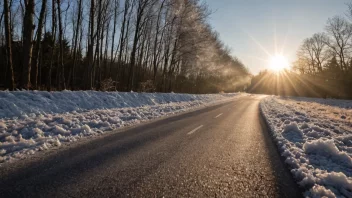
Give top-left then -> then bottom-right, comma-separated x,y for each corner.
21,0 -> 35,89
56,0 -> 66,89
128,0 -> 152,90
325,16 -> 352,71
298,33 -> 329,74
311,33 -> 329,72
115,1 -> 128,85
0,0 -> 250,93
152,0 -> 166,83
32,0 -> 47,89
87,0 -> 95,89
71,0 -> 83,89
109,0 -> 119,71
3,0 -> 15,90
117,0 -> 134,87
47,0 -> 57,91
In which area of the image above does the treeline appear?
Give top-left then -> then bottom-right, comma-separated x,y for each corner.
0,0 -> 249,93
248,69 -> 350,98
249,3 -> 352,99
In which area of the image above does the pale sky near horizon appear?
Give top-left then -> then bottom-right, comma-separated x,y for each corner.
205,0 -> 349,74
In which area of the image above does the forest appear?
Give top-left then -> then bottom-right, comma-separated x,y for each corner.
0,0 -> 250,93
249,3 -> 352,99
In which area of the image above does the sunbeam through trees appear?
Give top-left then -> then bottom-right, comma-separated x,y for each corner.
0,0 -> 250,93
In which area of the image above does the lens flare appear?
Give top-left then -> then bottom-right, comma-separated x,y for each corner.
269,55 -> 289,72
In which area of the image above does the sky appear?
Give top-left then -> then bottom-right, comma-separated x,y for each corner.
205,0 -> 349,74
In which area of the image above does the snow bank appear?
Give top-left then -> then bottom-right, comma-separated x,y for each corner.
0,91 -> 239,164
0,91 -> 238,118
260,96 -> 352,198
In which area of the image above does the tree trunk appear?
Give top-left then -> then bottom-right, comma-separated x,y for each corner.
128,0 -> 148,90
3,0 -> 16,90
87,0 -> 95,89
33,0 -> 47,89
57,0 -> 66,90
116,0 -> 130,84
110,0 -> 119,72
22,0 -> 35,89
71,0 -> 83,89
94,0 -> 103,89
47,0 -> 57,91
152,0 -> 165,83
104,20 -> 110,79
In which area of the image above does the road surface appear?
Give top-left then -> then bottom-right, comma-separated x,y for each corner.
0,95 -> 302,197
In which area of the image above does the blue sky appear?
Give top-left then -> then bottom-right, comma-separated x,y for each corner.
205,0 -> 349,74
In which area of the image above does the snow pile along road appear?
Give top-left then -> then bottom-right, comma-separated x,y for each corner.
261,96 -> 352,198
0,91 -> 239,164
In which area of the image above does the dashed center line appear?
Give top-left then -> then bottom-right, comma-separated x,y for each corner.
214,113 -> 223,118
187,125 -> 204,135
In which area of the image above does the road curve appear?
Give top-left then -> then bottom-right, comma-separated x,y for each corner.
0,95 -> 302,197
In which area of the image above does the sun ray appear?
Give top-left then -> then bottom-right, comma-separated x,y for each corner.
249,71 -> 272,91
273,22 -> 278,55
281,71 -> 301,96
242,29 -> 272,57
280,24 -> 291,55
239,54 -> 269,63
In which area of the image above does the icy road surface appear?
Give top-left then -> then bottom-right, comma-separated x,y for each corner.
0,95 -> 301,197
0,91 -> 238,163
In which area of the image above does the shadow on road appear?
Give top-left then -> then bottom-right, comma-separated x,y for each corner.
259,109 -> 303,198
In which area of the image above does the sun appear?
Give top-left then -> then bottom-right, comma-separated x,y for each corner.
269,55 -> 289,72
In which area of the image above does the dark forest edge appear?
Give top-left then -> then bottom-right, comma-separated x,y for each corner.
249,3 -> 352,99
0,0 -> 250,94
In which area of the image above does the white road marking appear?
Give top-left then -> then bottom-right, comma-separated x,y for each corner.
187,125 -> 204,135
214,113 -> 223,118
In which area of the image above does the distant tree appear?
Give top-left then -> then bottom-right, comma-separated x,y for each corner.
325,16 -> 352,71
311,33 -> 329,72
324,56 -> 340,79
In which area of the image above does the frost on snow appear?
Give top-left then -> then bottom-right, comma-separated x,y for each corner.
0,91 -> 239,164
260,96 -> 352,198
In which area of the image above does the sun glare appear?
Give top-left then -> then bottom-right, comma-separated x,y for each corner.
269,55 -> 289,72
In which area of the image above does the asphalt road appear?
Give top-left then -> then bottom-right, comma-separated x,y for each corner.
0,95 -> 302,198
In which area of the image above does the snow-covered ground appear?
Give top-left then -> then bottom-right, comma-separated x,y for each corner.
261,96 -> 352,198
0,91 -> 239,164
